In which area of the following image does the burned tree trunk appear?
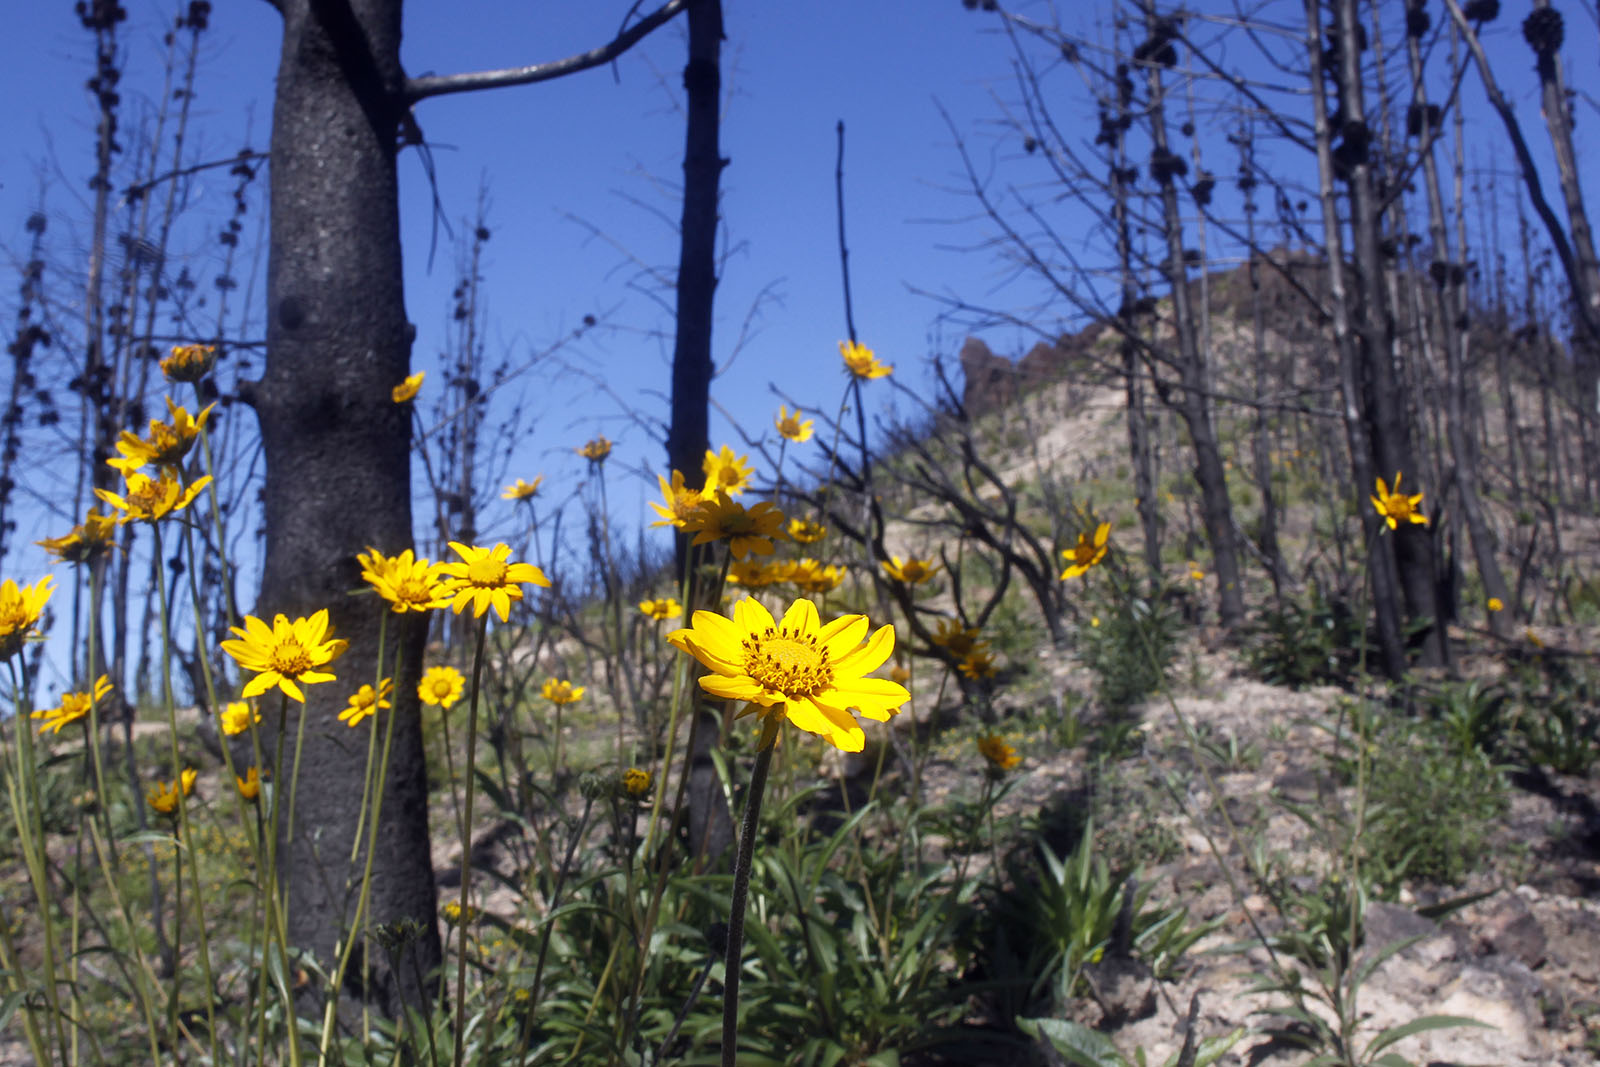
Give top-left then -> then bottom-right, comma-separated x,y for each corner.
1138,3 -> 1246,628
257,0 -> 439,1012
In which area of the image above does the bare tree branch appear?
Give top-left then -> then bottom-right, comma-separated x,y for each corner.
403,0 -> 689,103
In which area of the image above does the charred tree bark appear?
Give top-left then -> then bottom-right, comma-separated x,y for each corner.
260,0 -> 439,1013
1139,3 -> 1246,628
1305,0 -> 1407,677
1404,17 -> 1511,636
667,0 -> 733,863
1110,56 -> 1161,579
1327,0 -> 1445,667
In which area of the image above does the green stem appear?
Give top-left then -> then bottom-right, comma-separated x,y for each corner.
451,616 -> 490,1067
720,718 -> 780,1067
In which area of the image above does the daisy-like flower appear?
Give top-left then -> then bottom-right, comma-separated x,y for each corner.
774,405 -> 814,443
94,471 -> 212,525
728,560 -> 785,587
958,650 -> 999,680
0,575 -> 55,660
704,445 -> 755,497
107,398 -> 214,475
219,700 -> 259,736
1188,564 -> 1206,582
930,618 -> 986,658
418,665 -> 465,709
976,734 -> 1022,772
542,678 -> 585,705
220,610 -> 348,703
578,436 -> 612,463
439,541 -> 550,621
1371,472 -> 1428,530
339,679 -> 393,727
160,343 -> 218,383
38,510 -> 118,565
788,518 -> 827,544
31,675 -> 112,735
441,901 -> 481,925
839,340 -> 892,380
358,548 -> 453,614
1060,522 -> 1111,580
684,493 -> 789,560
147,767 -> 198,815
501,476 -> 543,501
787,558 -> 845,595
881,555 -> 941,585
622,767 -> 651,797
237,766 -> 263,801
638,597 -> 683,621
392,371 -> 425,403
648,470 -> 710,529
667,596 -> 910,753
1488,597 -> 1505,613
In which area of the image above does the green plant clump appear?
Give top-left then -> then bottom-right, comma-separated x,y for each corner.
1364,719 -> 1510,886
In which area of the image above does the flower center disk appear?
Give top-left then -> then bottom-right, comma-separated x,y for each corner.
743,626 -> 832,697
465,557 -> 508,586
269,640 -> 312,677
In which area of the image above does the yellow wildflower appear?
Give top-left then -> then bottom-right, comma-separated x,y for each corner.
976,734 -> 1022,772
220,610 -> 347,703
638,598 -> 683,621
541,678 -> 585,705
788,518 -> 827,544
0,575 -> 55,660
1060,522 -> 1111,580
931,619 -> 987,658
958,650 -> 999,680
839,340 -> 892,380
338,678 -> 393,728
578,436 -> 612,462
728,560 -> 785,587
703,445 -> 754,497
107,397 -> 214,475
501,476 -> 543,501
392,372 -> 424,403
1371,472 -> 1428,530
881,555 -> 940,585
31,675 -> 112,735
1488,597 -> 1505,613
37,510 -> 118,564
649,469 -> 709,529
95,471 -> 212,524
160,343 -> 217,383
146,767 -> 198,815
775,405 -> 814,443
667,596 -> 909,753
684,493 -> 788,560
622,767 -> 651,797
236,766 -> 263,801
438,541 -> 550,621
358,548 -> 453,614
787,558 -> 845,595
418,665 -> 465,709
218,700 -> 259,736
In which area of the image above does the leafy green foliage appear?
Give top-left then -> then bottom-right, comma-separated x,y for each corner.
1363,717 -> 1510,886
1082,593 -> 1181,711
1242,584 -> 1372,689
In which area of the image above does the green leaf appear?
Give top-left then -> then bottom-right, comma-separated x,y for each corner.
1017,1016 -> 1128,1067
1364,1014 -> 1490,1057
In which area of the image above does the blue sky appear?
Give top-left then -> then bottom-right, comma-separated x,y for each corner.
0,1 -> 1042,548
2,1 -> 1597,692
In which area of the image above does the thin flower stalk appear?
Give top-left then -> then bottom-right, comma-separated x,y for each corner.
721,716 -> 781,1067
150,523 -> 221,1060
452,616 -> 490,1067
